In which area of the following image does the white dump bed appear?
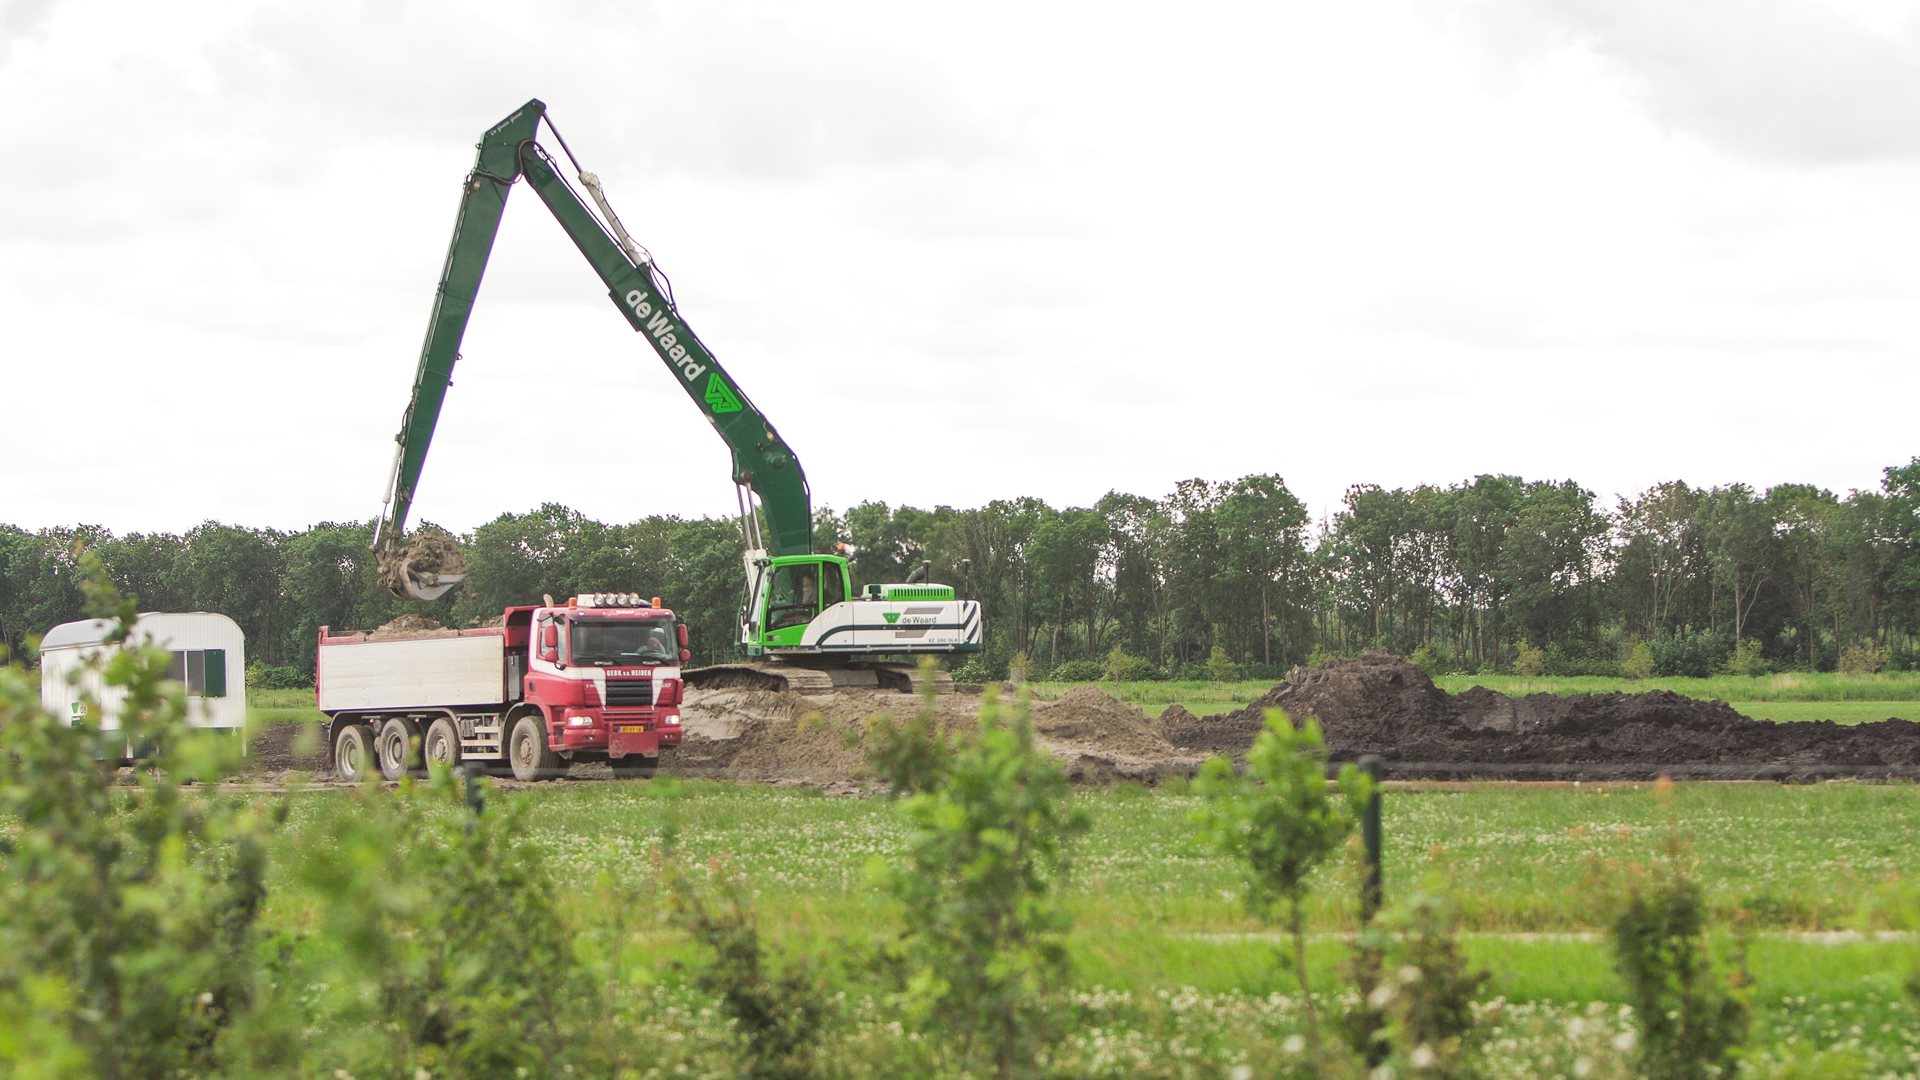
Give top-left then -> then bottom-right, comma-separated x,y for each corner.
317,630 -> 507,713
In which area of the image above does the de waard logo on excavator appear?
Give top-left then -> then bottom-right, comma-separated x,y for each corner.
623,288 -> 742,415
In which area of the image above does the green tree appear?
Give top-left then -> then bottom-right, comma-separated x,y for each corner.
1700,485 -> 1778,648
1218,473 -> 1310,668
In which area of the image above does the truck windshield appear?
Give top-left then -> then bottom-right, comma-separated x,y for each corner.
568,619 -> 676,666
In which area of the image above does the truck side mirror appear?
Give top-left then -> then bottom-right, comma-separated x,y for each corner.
540,623 -> 559,660
676,624 -> 689,648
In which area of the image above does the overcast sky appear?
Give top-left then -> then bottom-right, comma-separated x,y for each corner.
5,0 -> 1918,536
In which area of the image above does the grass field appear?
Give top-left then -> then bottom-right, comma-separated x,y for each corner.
247,686 -> 323,727
254,778 -> 1920,1075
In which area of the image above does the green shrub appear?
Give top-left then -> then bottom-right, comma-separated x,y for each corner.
286,771 -> 598,1076
872,690 -> 1089,1078
1839,642 -> 1888,675
1512,643 -> 1545,678
1204,644 -> 1241,682
1103,645 -> 1157,681
1726,639 -> 1768,677
1593,779 -> 1750,1080
664,853 -> 831,1079
951,657 -> 995,684
1650,632 -> 1725,679
1194,710 -> 1372,1065
0,561 -> 281,1077
1369,891 -> 1490,1077
1007,650 -> 1034,684
1622,640 -> 1656,680
245,660 -> 311,690
1408,643 -> 1444,677
1050,658 -> 1104,683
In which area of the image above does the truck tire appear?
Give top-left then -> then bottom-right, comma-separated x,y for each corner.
508,713 -> 563,782
334,723 -> 375,783
422,718 -> 461,771
377,717 -> 421,781
610,754 -> 658,780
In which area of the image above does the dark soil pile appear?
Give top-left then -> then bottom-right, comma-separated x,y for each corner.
1160,651 -> 1920,781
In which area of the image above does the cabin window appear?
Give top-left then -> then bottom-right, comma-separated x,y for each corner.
166,649 -> 228,698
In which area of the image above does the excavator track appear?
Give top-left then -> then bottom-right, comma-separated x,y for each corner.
686,661 -> 954,696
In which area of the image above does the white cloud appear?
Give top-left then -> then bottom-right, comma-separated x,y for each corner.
2,0 -> 1917,537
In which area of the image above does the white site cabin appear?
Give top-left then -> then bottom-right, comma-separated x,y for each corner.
38,613 -> 247,755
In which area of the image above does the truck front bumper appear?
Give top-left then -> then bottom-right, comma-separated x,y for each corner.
604,709 -> 683,760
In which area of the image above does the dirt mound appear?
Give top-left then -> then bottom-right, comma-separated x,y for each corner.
1031,687 -> 1202,782
662,684 -> 1200,785
1161,650 -> 1920,781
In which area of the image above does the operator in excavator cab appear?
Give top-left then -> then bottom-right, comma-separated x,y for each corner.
769,567 -> 817,630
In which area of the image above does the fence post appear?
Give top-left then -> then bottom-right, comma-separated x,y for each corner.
460,765 -> 486,821
1358,754 -> 1383,924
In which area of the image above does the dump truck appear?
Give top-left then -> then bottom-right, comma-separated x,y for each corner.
318,593 -> 685,782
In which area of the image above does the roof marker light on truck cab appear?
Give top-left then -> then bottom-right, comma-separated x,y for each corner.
574,592 -> 652,609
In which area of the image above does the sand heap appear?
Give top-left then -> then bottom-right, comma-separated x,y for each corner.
1158,650 -> 1920,781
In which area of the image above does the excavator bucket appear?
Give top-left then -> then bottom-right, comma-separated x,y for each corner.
377,532 -> 469,602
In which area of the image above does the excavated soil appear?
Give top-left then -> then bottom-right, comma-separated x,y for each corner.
667,684 -> 1200,785
1158,651 -> 1920,781
243,652 -> 1920,786
364,614 -> 449,640
376,530 -> 467,597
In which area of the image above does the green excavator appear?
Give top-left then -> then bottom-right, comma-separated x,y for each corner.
373,99 -> 980,693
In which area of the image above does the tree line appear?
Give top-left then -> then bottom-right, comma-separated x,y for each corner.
4,459 -> 1919,680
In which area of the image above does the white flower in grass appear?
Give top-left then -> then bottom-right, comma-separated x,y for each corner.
1282,1034 -> 1306,1055
1410,1044 -> 1437,1069
1613,1029 -> 1637,1053
1572,1056 -> 1594,1077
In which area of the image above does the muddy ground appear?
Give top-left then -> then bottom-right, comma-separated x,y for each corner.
1160,651 -> 1920,781
243,681 -> 1199,790
246,651 -> 1920,787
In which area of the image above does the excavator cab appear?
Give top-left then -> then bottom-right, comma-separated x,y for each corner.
752,555 -> 851,648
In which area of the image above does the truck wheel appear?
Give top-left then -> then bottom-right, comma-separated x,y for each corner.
377,717 -> 421,781
508,713 -> 562,782
422,718 -> 461,771
611,754 -> 658,780
334,723 -> 375,783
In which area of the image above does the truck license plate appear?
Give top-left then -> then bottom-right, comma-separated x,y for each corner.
617,725 -> 644,734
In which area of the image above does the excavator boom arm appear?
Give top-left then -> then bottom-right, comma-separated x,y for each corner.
376,100 -> 814,564
377,101 -> 546,550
